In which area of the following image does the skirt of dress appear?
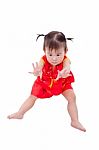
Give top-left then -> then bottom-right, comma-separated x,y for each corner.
31,72 -> 75,98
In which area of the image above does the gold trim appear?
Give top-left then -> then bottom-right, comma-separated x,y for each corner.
49,79 -> 54,88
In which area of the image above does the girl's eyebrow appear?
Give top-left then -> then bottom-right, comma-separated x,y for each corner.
47,52 -> 52,54
56,52 -> 62,54
47,51 -> 52,54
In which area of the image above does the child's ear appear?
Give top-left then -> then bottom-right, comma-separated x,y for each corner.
65,48 -> 68,53
43,47 -> 45,52
66,48 -> 68,52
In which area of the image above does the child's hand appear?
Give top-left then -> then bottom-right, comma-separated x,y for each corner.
55,68 -> 71,80
28,62 -> 42,77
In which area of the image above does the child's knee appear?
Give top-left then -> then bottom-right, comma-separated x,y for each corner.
63,89 -> 76,102
30,95 -> 37,101
69,94 -> 76,102
66,92 -> 76,103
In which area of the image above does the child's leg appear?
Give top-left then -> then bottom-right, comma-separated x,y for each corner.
62,89 -> 86,132
7,95 -> 37,119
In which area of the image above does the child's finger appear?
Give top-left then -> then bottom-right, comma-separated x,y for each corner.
58,70 -> 62,77
40,71 -> 42,79
32,63 -> 35,69
36,62 -> 39,68
55,76 -> 59,80
65,73 -> 72,78
55,74 -> 59,80
28,72 -> 33,74
56,70 -> 61,80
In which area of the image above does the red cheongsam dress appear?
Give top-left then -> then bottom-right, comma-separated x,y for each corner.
31,55 -> 74,98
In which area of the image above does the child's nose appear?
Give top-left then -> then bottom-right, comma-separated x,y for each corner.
52,57 -> 57,61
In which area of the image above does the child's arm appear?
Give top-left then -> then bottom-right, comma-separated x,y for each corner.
56,57 -> 71,80
63,57 -> 71,73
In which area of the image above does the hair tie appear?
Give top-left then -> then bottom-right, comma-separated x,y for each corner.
36,34 -> 45,41
66,38 -> 74,41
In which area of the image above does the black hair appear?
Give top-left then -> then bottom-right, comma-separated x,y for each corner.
36,31 -> 73,52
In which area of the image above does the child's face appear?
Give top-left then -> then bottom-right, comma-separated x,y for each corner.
45,47 -> 66,66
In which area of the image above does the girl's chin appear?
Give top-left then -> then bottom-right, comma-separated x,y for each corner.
51,63 -> 59,66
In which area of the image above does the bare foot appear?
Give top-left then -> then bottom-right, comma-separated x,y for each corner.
7,112 -> 24,119
71,121 -> 86,132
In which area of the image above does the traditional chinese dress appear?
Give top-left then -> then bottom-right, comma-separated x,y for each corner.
31,55 -> 74,98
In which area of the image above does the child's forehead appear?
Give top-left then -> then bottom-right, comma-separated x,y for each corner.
46,48 -> 64,53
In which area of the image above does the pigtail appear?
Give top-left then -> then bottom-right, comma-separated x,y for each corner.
36,34 -> 45,41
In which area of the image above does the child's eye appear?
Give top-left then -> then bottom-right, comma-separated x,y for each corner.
49,54 -> 52,56
57,54 -> 60,56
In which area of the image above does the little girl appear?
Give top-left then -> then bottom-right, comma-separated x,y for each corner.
8,31 -> 86,132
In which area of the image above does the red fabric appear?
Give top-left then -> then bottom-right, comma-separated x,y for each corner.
31,55 -> 74,98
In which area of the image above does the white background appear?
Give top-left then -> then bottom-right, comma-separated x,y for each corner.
0,0 -> 99,149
